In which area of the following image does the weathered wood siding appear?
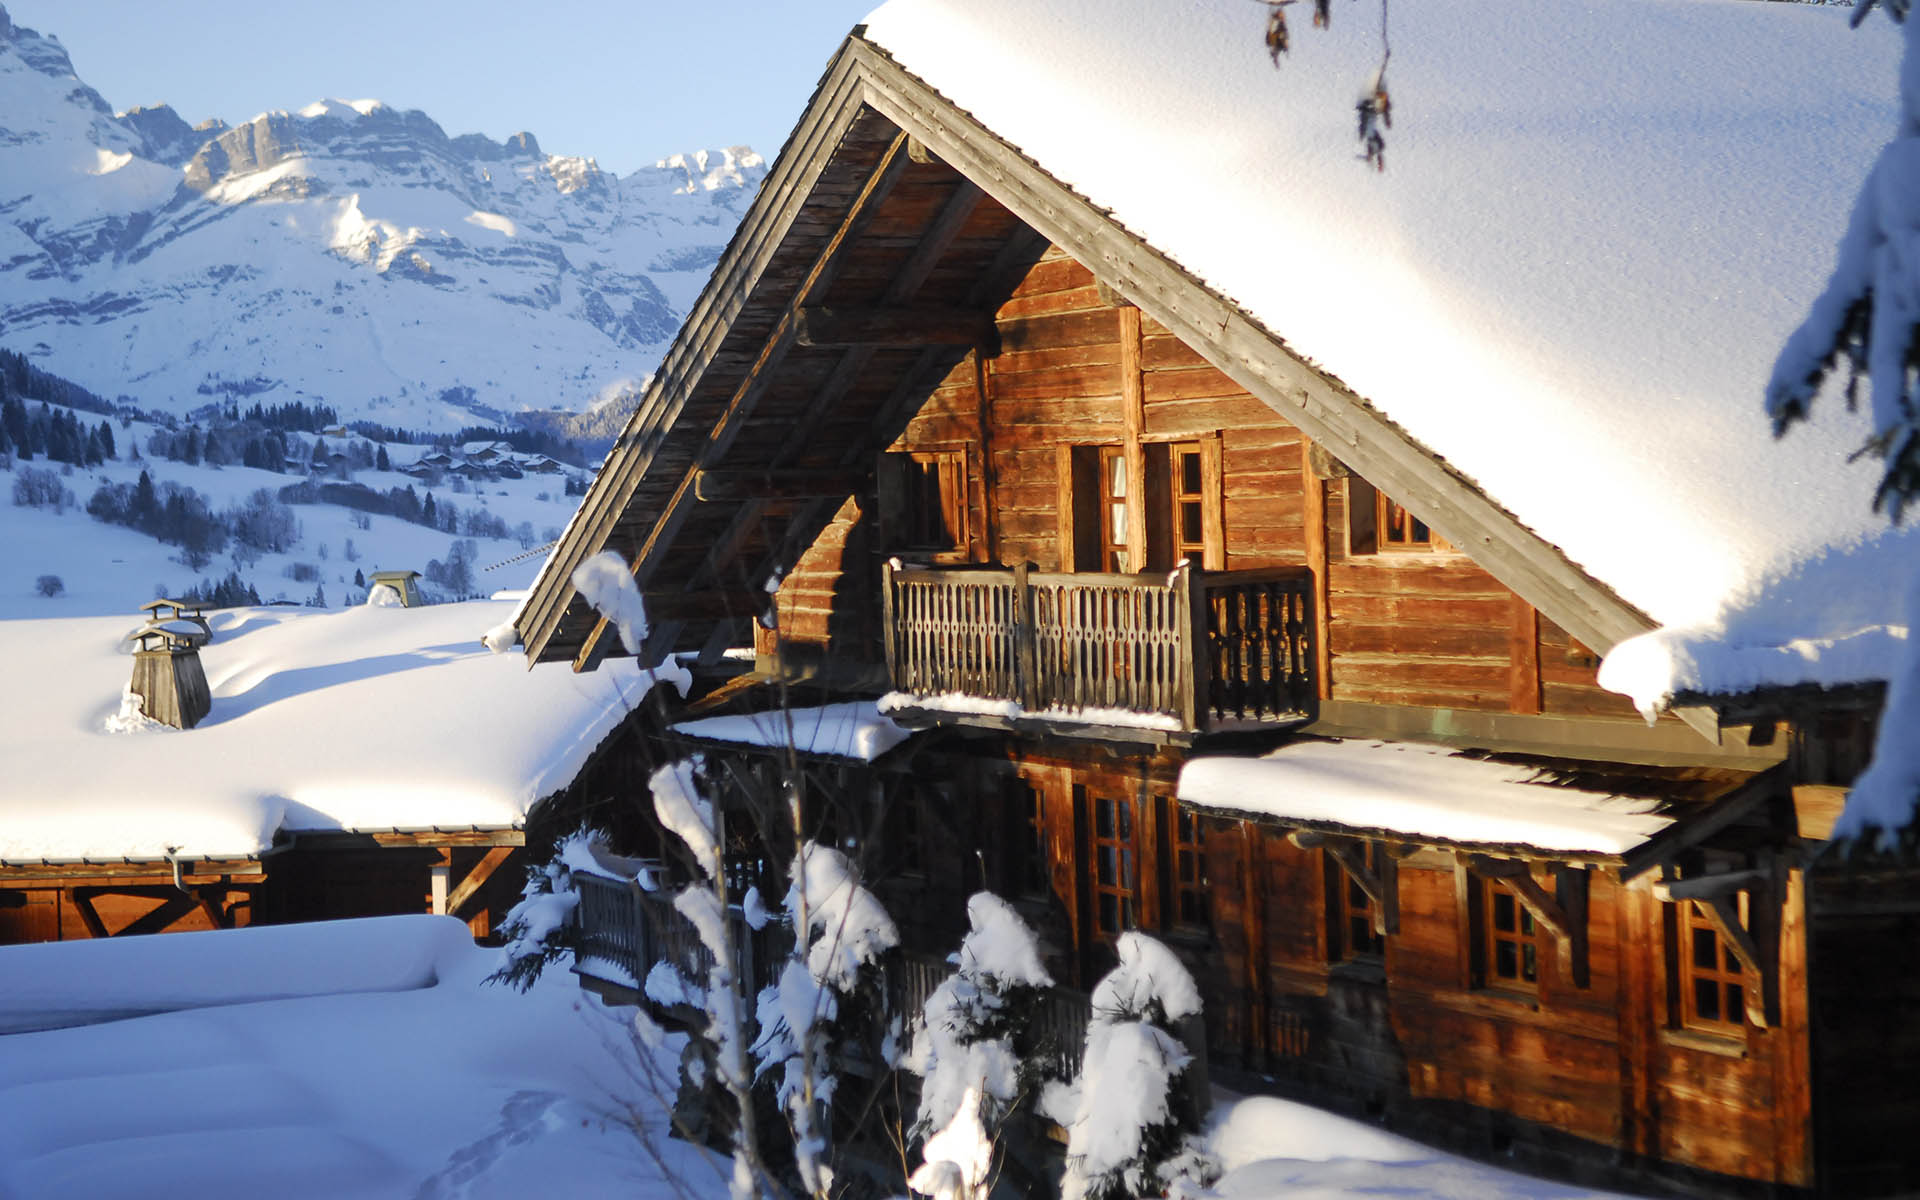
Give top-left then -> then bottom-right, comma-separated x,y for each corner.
765,239 -> 1650,715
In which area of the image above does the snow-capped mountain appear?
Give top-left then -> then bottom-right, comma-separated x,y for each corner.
0,4 -> 765,432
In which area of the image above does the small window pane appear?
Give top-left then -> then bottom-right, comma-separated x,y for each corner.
1696,978 -> 1721,1022
1096,798 -> 1114,839
1182,501 -> 1204,544
1494,892 -> 1517,934
1108,454 -> 1127,497
1693,927 -> 1718,970
1110,502 -> 1128,544
1180,452 -> 1203,493
1522,941 -> 1537,982
1116,800 -> 1132,840
1496,941 -> 1517,978
1097,847 -> 1116,886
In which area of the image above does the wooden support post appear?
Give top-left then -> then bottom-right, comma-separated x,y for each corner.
446,846 -> 515,918
1554,865 -> 1591,988
1119,305 -> 1148,568
1013,562 -> 1039,712
193,888 -> 232,930
430,849 -> 451,916
1178,561 -> 1209,733
1510,597 -> 1542,714
1299,439 -> 1332,700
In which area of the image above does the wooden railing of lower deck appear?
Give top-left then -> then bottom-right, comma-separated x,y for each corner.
882,560 -> 1314,734
572,870 -> 782,999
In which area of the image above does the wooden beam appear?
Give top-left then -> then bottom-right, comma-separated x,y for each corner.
1510,598 -> 1542,715
1555,864 -> 1591,988
430,849 -> 451,916
693,468 -> 869,503
1120,305 -> 1148,568
1619,761 -> 1789,881
794,304 -> 996,348
569,132 -> 915,673
516,58 -> 881,665
70,888 -> 110,938
1300,439 -> 1332,700
1324,838 -> 1398,936
1655,868 -> 1770,902
446,846 -> 515,918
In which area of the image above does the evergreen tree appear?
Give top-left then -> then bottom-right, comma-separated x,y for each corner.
376,444 -> 391,472
423,491 -> 437,527
133,470 -> 158,532
96,420 -> 115,460
183,427 -> 201,466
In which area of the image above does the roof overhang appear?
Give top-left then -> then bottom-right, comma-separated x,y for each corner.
520,32 -> 1733,744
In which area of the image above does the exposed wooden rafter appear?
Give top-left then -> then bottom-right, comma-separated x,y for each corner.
571,132 -> 916,673
794,305 -> 997,348
1293,831 -> 1400,936
515,54 -> 881,666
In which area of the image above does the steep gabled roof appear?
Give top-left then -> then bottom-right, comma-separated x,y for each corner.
524,1 -> 1910,732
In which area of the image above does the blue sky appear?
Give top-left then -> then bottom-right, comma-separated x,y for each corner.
3,1 -> 878,176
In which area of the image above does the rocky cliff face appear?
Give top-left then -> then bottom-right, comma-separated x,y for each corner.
0,5 -> 764,431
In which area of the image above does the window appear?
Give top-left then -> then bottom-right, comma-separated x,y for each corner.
880,448 -> 970,561
1006,775 -> 1050,900
1164,799 -> 1209,932
1169,442 -> 1210,565
1098,446 -> 1131,572
1347,477 -> 1448,554
1669,898 -> 1748,1033
1326,848 -> 1384,961
1086,787 -> 1138,938
1062,437 -> 1222,573
1378,492 -> 1433,548
1470,873 -> 1539,992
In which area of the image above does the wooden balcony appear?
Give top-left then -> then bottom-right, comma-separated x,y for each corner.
881,560 -> 1316,742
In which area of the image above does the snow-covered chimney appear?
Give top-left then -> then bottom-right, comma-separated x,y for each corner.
127,600 -> 212,729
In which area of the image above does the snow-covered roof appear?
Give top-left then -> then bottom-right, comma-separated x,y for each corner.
1178,740 -> 1675,856
0,599 -> 677,863
860,0 -> 1918,706
670,700 -> 911,762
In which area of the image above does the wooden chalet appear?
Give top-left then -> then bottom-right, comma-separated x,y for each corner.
515,9 -> 1917,1197
0,598 -> 667,952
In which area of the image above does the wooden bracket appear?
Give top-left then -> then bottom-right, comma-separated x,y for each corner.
1323,837 -> 1399,936
1680,854 -> 1784,1028
446,845 -> 515,918
1466,855 -> 1590,987
1096,277 -> 1136,309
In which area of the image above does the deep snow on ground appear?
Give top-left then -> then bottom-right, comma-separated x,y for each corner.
0,918 -> 1646,1200
0,917 -> 729,1200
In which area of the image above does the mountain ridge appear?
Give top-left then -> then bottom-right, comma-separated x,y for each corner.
0,3 -> 763,433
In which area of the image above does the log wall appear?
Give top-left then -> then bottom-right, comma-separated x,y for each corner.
768,239 -> 1650,717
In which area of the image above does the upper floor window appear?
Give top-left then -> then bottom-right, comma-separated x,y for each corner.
880,448 -> 971,562
1348,477 -> 1449,554
1099,445 -> 1131,573
1061,436 -> 1221,574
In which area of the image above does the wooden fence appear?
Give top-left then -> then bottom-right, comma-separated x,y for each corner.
883,561 -> 1314,733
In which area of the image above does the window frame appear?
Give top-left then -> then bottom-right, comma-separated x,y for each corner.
880,446 -> 974,564
1326,846 -> 1385,964
1666,897 -> 1750,1036
1468,871 -> 1542,995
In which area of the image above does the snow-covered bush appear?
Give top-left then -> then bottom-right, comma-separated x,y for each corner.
1059,932 -> 1218,1200
488,829 -> 592,992
906,892 -> 1056,1200
34,574 -> 63,598
751,841 -> 899,1197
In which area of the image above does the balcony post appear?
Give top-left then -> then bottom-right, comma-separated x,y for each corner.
881,557 -> 900,688
1013,561 -> 1040,712
1178,561 -> 1208,733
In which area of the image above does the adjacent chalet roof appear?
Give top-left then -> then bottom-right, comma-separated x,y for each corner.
0,599 -> 676,864
520,0 -> 1913,718
1179,739 -> 1681,859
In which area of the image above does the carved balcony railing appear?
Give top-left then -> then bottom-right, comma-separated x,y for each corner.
881,560 -> 1315,739
572,868 -> 784,1001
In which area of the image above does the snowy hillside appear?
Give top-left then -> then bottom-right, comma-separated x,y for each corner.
0,4 -> 765,432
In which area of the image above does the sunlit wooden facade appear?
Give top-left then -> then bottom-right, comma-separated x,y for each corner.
521,32 -> 1914,1198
